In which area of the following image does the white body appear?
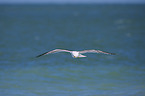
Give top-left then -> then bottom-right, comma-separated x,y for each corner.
71,51 -> 86,58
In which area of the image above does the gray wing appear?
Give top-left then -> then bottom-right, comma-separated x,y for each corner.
79,49 -> 116,55
36,49 -> 71,58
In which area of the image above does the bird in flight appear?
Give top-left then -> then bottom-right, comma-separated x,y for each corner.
36,49 -> 115,58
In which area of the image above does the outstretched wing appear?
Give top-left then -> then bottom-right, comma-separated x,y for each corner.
79,49 -> 116,55
36,49 -> 71,58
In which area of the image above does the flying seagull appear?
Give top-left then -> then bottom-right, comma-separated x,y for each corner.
36,49 -> 115,58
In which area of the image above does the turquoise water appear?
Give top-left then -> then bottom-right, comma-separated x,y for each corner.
0,4 -> 145,96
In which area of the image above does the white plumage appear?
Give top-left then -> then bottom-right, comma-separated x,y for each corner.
36,49 -> 115,58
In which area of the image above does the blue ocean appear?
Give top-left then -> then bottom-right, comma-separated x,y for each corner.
0,4 -> 145,96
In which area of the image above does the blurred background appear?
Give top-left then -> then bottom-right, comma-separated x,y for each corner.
0,0 -> 145,96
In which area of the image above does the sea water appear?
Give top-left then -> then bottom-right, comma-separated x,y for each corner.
0,4 -> 145,96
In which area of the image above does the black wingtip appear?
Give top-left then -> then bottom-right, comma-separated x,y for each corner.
36,54 -> 42,58
35,52 -> 48,58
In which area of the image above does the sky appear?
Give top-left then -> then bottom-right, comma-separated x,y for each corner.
0,0 -> 145,4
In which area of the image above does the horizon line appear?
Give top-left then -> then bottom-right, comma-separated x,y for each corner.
0,1 -> 145,4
